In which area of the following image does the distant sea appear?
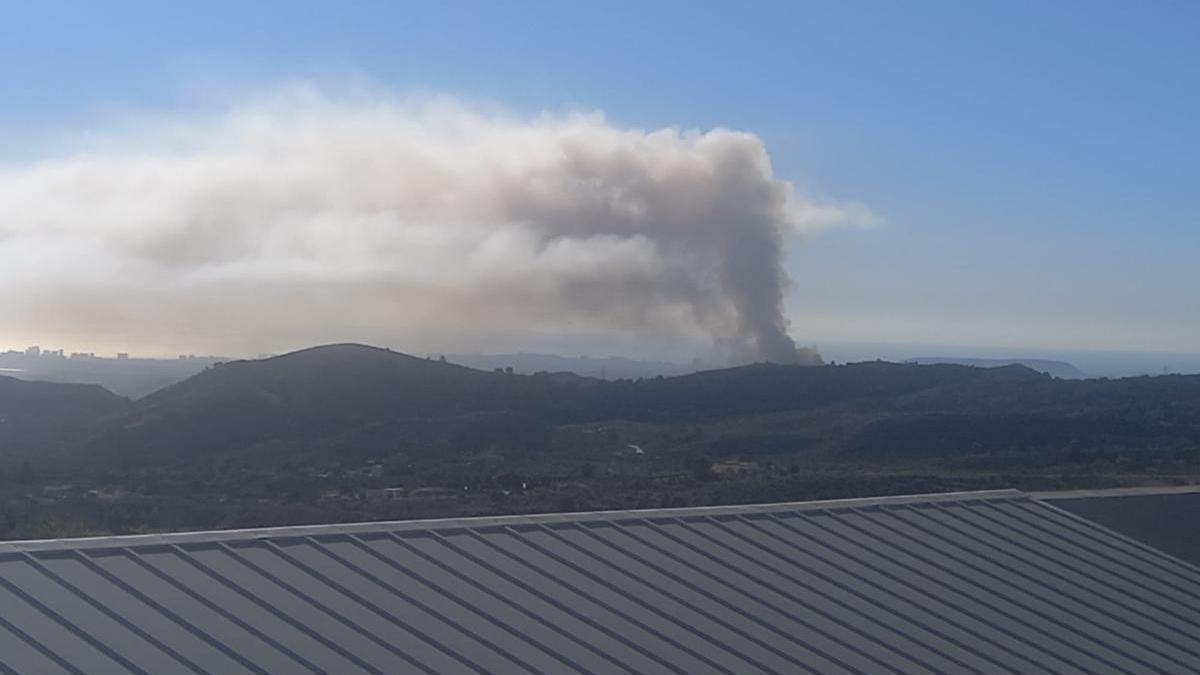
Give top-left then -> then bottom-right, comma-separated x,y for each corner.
814,341 -> 1200,379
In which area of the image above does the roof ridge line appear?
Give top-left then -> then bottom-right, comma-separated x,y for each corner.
1032,484 -> 1200,500
0,489 -> 1027,553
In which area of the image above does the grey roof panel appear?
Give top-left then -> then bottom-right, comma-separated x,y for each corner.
0,614 -> 75,675
2,489 -> 1200,674
1040,489 -> 1200,566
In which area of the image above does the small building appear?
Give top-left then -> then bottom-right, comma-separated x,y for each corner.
711,459 -> 758,475
364,487 -> 406,502
408,486 -> 458,499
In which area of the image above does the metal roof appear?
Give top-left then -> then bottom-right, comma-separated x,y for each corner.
2,489 -> 1199,674
1044,488 -> 1200,569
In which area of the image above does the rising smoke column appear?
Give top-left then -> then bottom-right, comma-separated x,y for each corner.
496,127 -> 820,363
0,87 -> 875,359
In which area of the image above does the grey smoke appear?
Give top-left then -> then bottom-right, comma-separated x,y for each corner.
0,87 -> 877,360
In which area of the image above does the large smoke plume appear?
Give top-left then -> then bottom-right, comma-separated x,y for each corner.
0,87 -> 876,360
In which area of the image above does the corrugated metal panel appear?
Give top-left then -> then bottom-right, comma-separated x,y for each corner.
1040,489 -> 1200,567
2,489 -> 1199,674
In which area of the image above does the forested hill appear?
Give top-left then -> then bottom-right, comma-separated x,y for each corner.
2,343 -> 1199,538
78,344 -> 1044,460
12,343 -> 1200,466
0,376 -> 128,452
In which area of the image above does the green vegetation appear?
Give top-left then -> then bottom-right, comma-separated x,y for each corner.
2,344 -> 1198,539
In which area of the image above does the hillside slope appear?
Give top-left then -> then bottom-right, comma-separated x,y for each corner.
0,376 -> 129,454
88,344 -> 535,458
4,345 -> 1200,538
81,344 -> 1044,464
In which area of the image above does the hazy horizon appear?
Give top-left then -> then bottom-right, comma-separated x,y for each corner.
6,337 -> 1200,380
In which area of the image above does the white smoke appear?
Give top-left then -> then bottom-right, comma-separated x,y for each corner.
0,86 -> 877,360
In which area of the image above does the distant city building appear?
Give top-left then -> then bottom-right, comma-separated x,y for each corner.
24,346 -> 40,357
116,352 -> 129,360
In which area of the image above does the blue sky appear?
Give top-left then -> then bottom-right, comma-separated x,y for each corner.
2,1 -> 1197,355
